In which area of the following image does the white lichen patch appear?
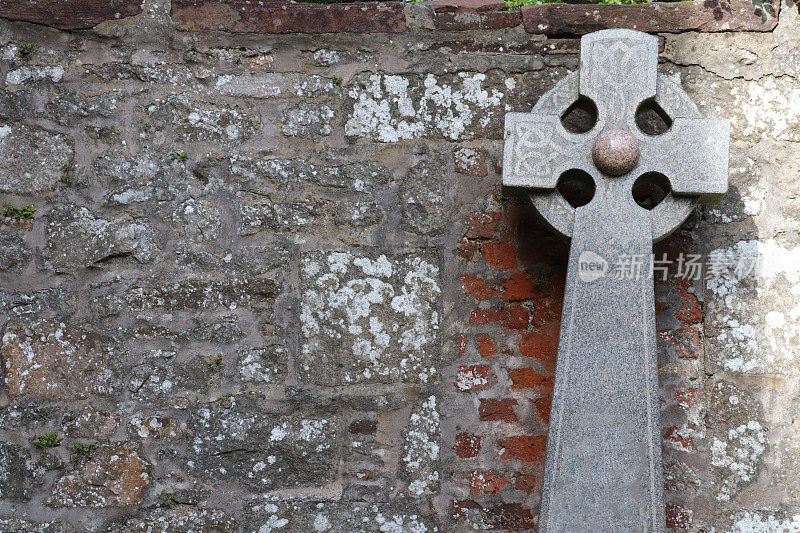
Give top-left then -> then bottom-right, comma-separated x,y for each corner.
170,95 -> 255,144
730,511 -> 800,532
401,395 -> 440,497
299,252 -> 440,385
346,73 -> 504,142
705,239 -> 800,374
730,76 -> 800,142
215,73 -> 333,98
5,65 -> 65,86
711,421 -> 766,501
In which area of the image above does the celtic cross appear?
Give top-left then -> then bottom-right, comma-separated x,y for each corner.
502,29 -> 729,532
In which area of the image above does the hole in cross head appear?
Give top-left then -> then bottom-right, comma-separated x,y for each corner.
635,99 -> 672,136
560,96 -> 598,134
556,169 -> 595,208
632,172 -> 670,210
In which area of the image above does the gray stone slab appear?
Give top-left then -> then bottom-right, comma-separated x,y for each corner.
501,29 -> 730,532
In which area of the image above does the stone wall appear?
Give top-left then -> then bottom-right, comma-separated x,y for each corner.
0,0 -> 798,530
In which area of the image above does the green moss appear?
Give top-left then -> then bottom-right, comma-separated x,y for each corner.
332,76 -> 343,86
18,42 -> 34,55
71,441 -> 99,459
169,151 -> 188,163
33,430 -> 63,448
2,202 -> 36,219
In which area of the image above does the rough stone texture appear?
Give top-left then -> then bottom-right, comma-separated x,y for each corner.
48,443 -> 150,507
0,1 -> 798,530
171,0 -> 407,34
522,0 -> 780,36
0,0 -> 143,30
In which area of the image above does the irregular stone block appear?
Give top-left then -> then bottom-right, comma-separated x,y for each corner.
0,442 -> 31,501
705,239 -> 800,375
109,508 -> 236,532
1,321 -> 113,401
214,73 -> 333,98
125,277 -> 278,311
299,251 -> 441,386
47,205 -> 157,271
173,198 -> 221,243
0,225 -> 30,272
401,158 -> 448,236
187,399 -> 341,490
401,395 -> 440,497
706,381 -> 767,503
170,96 -> 257,144
238,345 -> 287,385
48,443 -> 150,507
0,517 -> 64,533
282,102 -> 334,139
0,124 -> 72,194
243,500 -> 436,532
345,72 -> 507,142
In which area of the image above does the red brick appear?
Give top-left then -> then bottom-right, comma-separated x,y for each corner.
465,211 -> 501,239
475,333 -> 496,358
171,0 -> 407,34
453,432 -> 481,458
664,426 -> 696,451
481,241 -> 516,270
470,470 -> 508,494
479,398 -> 518,422
673,388 -> 700,410
508,367 -> 551,389
498,435 -> 546,463
518,331 -> 558,363
666,504 -> 693,530
456,364 -> 494,391
514,473 -> 537,493
460,273 -> 497,301
457,239 -> 479,261
470,305 -> 529,330
0,0 -> 142,30
675,279 -> 702,324
535,396 -> 552,423
532,297 -> 562,327
503,271 -> 547,301
456,334 -> 468,357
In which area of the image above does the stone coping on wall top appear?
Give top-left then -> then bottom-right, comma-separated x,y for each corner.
0,0 -> 779,34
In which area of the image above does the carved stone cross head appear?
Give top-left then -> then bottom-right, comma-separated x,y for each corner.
501,29 -> 729,532
503,28 -> 728,242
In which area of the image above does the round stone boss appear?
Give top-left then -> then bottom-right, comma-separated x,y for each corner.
592,129 -> 640,176
528,71 -> 701,243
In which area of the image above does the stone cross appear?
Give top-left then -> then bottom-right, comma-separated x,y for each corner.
502,29 -> 729,532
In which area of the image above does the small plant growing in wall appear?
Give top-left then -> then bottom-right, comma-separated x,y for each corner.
33,430 -> 63,448
208,353 -> 223,369
169,151 -> 188,163
71,441 -> 98,459
160,491 -> 179,507
60,163 -> 73,185
18,42 -> 34,55
332,76 -> 343,86
2,202 -> 36,219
